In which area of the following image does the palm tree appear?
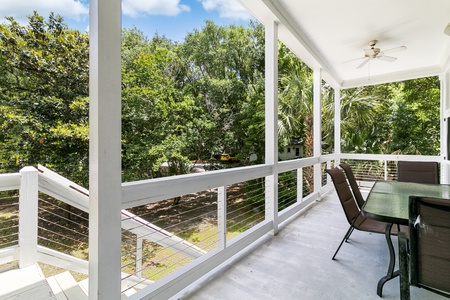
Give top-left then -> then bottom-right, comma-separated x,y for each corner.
278,55 -> 381,193
278,58 -> 315,192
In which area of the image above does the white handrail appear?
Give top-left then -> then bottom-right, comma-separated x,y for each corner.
0,173 -> 20,192
36,165 -> 206,258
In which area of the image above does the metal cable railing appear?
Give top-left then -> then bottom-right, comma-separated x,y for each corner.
3,157 -> 420,298
119,176 -> 269,291
340,159 -> 399,184
37,195 -> 89,258
278,170 -> 298,210
227,180 -> 266,236
0,192 -> 19,250
120,189 -> 218,286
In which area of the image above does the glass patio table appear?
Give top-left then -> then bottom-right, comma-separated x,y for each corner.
362,180 -> 450,297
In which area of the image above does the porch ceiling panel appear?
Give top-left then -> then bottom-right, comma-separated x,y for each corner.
240,0 -> 450,88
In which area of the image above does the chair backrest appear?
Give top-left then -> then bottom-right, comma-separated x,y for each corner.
325,167 -> 360,225
339,162 -> 365,209
408,196 -> 450,295
397,161 -> 439,184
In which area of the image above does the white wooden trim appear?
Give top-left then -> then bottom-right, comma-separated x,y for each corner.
122,165 -> 272,208
217,186 -> 227,250
38,171 -> 89,213
277,156 -> 320,173
264,20 -> 279,233
340,153 -> 441,162
334,88 -> 341,159
0,246 -> 19,265
313,69 -> 322,193
441,72 -> 450,183
0,173 -> 20,191
19,167 -> 39,268
89,0 -> 122,298
297,168 -> 303,202
37,246 -> 88,275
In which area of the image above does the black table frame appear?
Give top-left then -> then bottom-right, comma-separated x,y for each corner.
362,181 -> 450,297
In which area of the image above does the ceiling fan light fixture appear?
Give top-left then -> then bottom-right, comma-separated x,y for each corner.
445,23 -> 450,36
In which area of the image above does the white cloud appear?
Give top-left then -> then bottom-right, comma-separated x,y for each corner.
198,0 -> 252,20
122,0 -> 190,18
0,0 -> 88,24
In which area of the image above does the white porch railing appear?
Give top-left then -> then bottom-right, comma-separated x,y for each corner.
0,153 -> 443,299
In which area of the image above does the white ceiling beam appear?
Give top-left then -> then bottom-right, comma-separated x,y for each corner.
341,66 -> 442,89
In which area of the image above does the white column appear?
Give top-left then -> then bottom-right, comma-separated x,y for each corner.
89,0 -> 122,299
217,186 -> 227,250
440,72 -> 450,183
334,88 -> 341,165
264,20 -> 279,233
18,167 -> 38,268
297,168 -> 303,202
313,69 -> 322,192
136,237 -> 143,278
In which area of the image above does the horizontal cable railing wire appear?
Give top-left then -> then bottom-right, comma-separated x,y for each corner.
37,195 -> 89,258
321,162 -> 329,187
0,192 -> 19,249
226,180 -> 265,236
120,188 -> 219,285
120,177 -> 268,290
278,170 -> 298,210
340,159 -> 398,184
302,166 -> 314,197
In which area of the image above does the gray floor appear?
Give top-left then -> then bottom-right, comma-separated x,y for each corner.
177,190 -> 447,300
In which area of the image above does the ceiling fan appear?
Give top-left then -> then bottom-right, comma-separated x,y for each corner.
346,40 -> 407,69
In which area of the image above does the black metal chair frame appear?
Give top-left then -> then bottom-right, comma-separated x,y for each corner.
325,167 -> 396,260
399,196 -> 450,299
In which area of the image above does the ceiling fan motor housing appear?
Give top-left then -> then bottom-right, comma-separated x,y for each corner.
365,40 -> 380,58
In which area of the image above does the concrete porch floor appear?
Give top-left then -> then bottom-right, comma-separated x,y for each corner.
177,189 -> 447,300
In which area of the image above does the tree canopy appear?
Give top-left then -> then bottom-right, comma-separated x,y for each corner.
0,13 -> 441,186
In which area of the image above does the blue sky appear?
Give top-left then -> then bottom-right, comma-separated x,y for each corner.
0,0 -> 254,41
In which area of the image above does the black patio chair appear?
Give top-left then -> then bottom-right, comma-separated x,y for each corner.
397,161 -> 439,184
398,196 -> 450,300
339,162 -> 365,209
325,167 -> 401,260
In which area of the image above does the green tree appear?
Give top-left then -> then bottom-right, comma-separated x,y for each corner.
0,12 -> 89,184
339,78 -> 440,156
121,30 -> 214,181
390,77 -> 440,155
179,21 -> 266,162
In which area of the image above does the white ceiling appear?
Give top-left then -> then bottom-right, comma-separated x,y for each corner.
239,0 -> 450,88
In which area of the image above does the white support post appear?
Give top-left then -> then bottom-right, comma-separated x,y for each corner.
136,237 -> 143,278
313,69 -> 322,192
334,88 -> 341,166
440,73 -> 450,183
18,167 -> 38,268
264,20 -> 279,234
384,160 -> 388,180
297,168 -> 303,202
89,0 -> 122,299
217,186 -> 227,250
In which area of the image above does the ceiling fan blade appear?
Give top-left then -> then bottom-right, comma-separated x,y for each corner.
378,55 -> 397,62
357,58 -> 370,69
342,57 -> 365,63
382,46 -> 407,54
